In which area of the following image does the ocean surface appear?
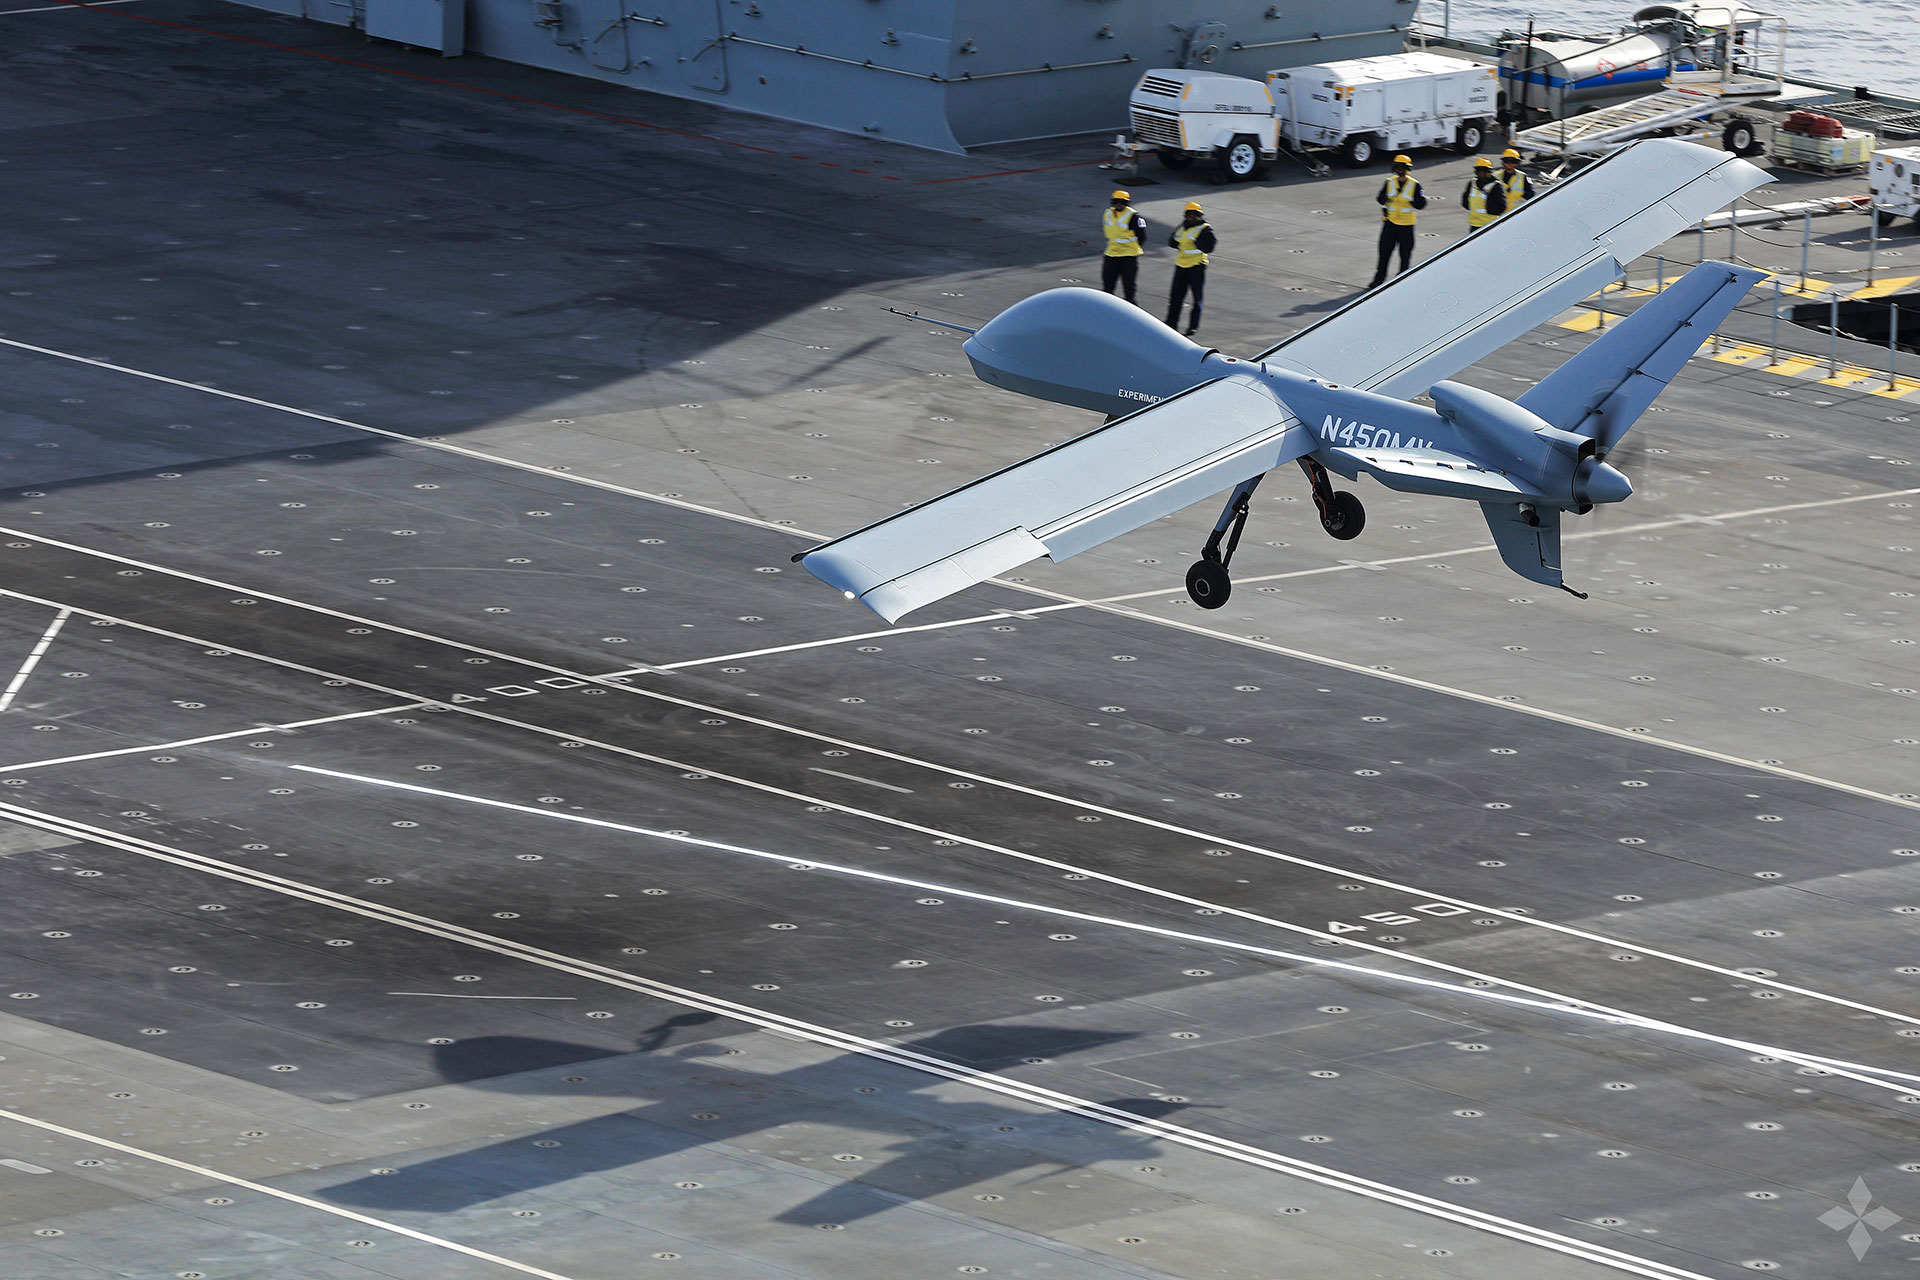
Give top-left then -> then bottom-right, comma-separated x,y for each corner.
1433,0 -> 1920,98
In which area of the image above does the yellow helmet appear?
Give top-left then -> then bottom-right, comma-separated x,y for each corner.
1473,156 -> 1493,168
1184,201 -> 1204,212
1110,189 -> 1130,201
1502,147 -> 1521,160
1392,154 -> 1412,165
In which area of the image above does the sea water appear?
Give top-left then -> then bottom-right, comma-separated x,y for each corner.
1438,0 -> 1920,98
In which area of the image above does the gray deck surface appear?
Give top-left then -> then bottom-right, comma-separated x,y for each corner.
1,5 -> 1918,1279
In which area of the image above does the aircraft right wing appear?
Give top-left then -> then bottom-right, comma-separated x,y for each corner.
795,374 -> 1310,622
1256,139 -> 1770,399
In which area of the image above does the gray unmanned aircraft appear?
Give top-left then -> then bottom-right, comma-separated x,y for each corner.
796,139 -> 1770,621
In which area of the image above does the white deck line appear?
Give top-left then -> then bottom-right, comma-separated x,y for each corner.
0,797 -> 1746,1280
287,761 -> 1920,1093
1,556 -> 1915,1029
0,607 -> 69,713
0,1107 -> 583,1280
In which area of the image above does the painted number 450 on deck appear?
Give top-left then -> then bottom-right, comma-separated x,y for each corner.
1327,902 -> 1473,935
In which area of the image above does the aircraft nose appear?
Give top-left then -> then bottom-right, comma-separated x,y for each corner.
1584,459 -> 1632,505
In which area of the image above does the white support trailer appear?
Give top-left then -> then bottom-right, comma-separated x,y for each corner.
1870,146 -> 1920,228
1126,53 -> 1498,180
1509,71 -> 1777,167
1127,68 -> 1280,181
1267,52 -> 1499,169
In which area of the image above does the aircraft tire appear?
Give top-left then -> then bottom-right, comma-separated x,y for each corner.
1322,491 -> 1366,541
1186,559 -> 1232,609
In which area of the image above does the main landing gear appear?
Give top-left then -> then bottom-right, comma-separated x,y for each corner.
1183,459 -> 1367,609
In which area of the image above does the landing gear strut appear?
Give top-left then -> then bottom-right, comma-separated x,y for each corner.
1185,476 -> 1261,609
1300,457 -> 1366,540
1182,462 -> 1369,610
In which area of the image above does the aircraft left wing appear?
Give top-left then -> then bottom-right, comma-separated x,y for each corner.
1254,139 -> 1770,398
796,374 -> 1311,622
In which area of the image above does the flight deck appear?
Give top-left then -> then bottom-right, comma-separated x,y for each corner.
0,5 -> 1917,1279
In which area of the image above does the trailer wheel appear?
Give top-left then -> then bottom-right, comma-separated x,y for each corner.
1455,119 -> 1486,153
1156,149 -> 1194,170
1216,135 -> 1264,180
1341,135 -> 1377,169
1721,119 -> 1762,157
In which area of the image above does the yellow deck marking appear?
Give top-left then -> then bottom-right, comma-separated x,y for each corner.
1778,278 -> 1836,299
1558,310 -> 1604,331
1852,274 -> 1919,301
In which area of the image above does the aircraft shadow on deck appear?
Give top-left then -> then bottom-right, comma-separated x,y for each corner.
322,1017 -> 1191,1223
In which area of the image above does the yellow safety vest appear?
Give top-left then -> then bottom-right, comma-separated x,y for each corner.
1172,221 -> 1211,267
1102,207 -> 1143,257
1382,177 -> 1418,226
1503,171 -> 1529,207
1466,179 -> 1496,228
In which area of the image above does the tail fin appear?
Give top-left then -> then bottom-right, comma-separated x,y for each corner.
1518,261 -> 1766,457
1481,501 -> 1567,589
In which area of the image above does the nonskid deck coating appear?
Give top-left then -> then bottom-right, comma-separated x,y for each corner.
0,5 -> 1916,1279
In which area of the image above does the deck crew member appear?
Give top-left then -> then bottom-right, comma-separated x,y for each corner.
1501,147 -> 1536,209
1368,154 -> 1427,288
1462,156 -> 1507,229
1101,189 -> 1148,304
1165,201 -> 1216,336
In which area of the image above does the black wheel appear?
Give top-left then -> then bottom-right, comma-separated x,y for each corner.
1186,559 -> 1231,609
1877,209 -> 1899,227
1157,148 -> 1194,170
1216,135 -> 1263,180
1721,119 -> 1759,156
1456,119 -> 1486,153
1341,135 -> 1376,169
1321,490 -> 1366,541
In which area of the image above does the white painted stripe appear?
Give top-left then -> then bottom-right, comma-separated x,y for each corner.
374,693 -> 1920,1046
3,344 -> 1913,819
0,1107 -> 582,1280
386,992 -> 577,1000
287,764 -> 1920,1092
0,607 -> 69,714
808,766 -> 914,793
1084,484 -> 1920,601
2,572 -> 1914,1035
9,567 -> 1906,1096
0,798 -> 1748,1280
641,605 -> 1080,672
0,0 -> 141,13
1015,581 -> 1920,822
0,703 -> 424,772
0,338 -> 817,540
